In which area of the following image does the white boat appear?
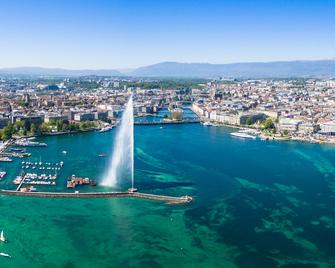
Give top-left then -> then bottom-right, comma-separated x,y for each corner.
0,171 -> 6,179
202,122 -> 211,126
0,252 -> 11,258
62,150 -> 67,154
0,230 -> 6,242
99,126 -> 113,133
230,132 -> 256,139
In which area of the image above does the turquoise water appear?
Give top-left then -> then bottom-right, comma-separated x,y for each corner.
1,124 -> 335,267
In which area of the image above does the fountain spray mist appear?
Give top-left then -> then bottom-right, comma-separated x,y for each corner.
102,96 -> 134,188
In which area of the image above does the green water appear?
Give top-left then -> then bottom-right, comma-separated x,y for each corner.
1,124 -> 335,267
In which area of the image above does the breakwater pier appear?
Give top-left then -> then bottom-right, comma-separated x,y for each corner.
0,190 -> 193,204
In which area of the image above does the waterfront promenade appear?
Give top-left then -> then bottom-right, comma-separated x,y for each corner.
0,190 -> 193,204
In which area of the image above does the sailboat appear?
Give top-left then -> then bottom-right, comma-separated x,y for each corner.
0,230 -> 6,242
0,252 -> 11,258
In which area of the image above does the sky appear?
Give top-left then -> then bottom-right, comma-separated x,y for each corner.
0,0 -> 334,69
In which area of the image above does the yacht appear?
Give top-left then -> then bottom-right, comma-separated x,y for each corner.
99,126 -> 113,132
202,122 -> 211,126
230,132 -> 256,139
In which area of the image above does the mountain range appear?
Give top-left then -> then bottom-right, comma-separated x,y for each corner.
1,60 -> 335,78
0,67 -> 122,77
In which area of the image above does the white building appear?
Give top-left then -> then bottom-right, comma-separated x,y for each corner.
320,121 -> 335,135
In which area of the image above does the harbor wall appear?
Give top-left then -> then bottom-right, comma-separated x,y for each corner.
0,190 -> 192,204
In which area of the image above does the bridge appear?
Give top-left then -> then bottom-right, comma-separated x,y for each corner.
134,119 -> 200,126
0,190 -> 193,204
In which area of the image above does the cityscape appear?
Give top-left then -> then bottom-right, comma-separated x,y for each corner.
1,0 -> 335,267
2,77 -> 335,145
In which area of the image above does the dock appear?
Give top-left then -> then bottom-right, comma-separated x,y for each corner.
15,175 -> 26,191
0,190 -> 193,204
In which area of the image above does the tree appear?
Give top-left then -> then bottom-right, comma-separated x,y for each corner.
263,118 -> 275,130
24,120 -> 31,132
14,120 -> 24,133
245,117 -> 253,126
2,123 -> 14,140
69,123 -> 79,132
61,123 -> 69,131
30,123 -> 37,135
56,120 -> 63,131
40,123 -> 50,134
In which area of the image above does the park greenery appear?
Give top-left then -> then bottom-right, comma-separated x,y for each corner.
120,78 -> 208,90
0,120 -> 97,140
260,118 -> 277,134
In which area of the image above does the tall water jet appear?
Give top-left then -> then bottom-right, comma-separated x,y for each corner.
102,96 -> 134,188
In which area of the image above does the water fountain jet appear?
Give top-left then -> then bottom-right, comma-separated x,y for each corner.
102,96 -> 134,188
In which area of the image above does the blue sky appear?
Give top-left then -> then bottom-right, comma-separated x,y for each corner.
0,0 -> 334,69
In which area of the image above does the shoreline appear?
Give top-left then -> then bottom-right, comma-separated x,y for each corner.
191,109 -> 335,145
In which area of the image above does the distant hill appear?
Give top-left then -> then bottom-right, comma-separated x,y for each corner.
130,60 -> 335,78
0,67 -> 122,77
1,60 -> 335,78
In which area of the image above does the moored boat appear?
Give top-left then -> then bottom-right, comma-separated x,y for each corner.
99,126 -> 113,132
230,132 -> 256,139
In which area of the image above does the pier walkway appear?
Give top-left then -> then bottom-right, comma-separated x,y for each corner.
0,190 -> 193,204
15,176 -> 25,191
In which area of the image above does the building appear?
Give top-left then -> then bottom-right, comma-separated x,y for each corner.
44,113 -> 69,123
94,111 -> 108,121
0,116 -> 10,129
319,121 -> 335,135
298,122 -> 319,134
74,113 -> 95,122
13,115 -> 43,126
278,117 -> 302,132
216,112 -> 240,125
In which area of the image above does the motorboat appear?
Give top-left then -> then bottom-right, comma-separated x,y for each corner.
0,252 -> 11,258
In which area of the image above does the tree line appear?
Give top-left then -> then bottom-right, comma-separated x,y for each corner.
0,119 -> 97,140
